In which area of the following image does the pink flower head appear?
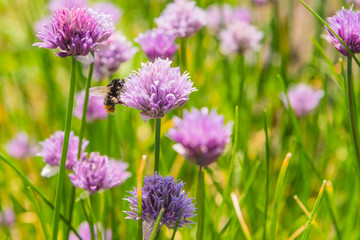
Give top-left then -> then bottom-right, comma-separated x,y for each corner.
48,0 -> 87,12
5,132 -> 38,160
281,83 -> 324,117
74,90 -> 108,122
155,0 -> 206,38
33,8 -> 115,63
69,222 -> 112,240
167,108 -> 232,166
92,2 -> 122,23
120,59 -> 197,122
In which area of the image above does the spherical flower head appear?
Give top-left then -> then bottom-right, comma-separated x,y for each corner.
69,153 -> 131,194
69,222 -> 111,240
93,32 -> 138,80
5,132 -> 38,160
37,131 -> 89,178
206,4 -> 251,33
124,173 -> 196,238
135,29 -> 178,62
0,208 -> 15,227
281,83 -> 324,117
219,21 -> 263,55
33,8 -> 115,64
92,2 -> 122,23
120,58 -> 197,122
167,108 -> 232,166
327,6 -> 360,56
155,0 -> 206,38
48,0 -> 87,12
74,90 -> 108,122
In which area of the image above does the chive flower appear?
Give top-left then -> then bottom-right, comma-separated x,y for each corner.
0,208 -> 15,227
219,21 -> 263,55
135,29 -> 178,62
92,2 -> 122,23
167,108 -> 232,166
5,132 -> 38,160
37,131 -> 89,178
48,0 -> 87,12
281,83 -> 324,117
155,0 -> 206,38
74,90 -> 108,122
93,32 -> 138,80
69,222 -> 111,240
120,58 -> 196,122
124,173 -> 196,239
327,6 -> 360,56
33,7 -> 115,64
69,153 -> 130,194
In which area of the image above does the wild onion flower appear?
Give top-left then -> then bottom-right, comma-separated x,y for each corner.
93,32 -> 138,80
219,21 -> 263,55
5,132 -> 38,160
124,173 -> 196,239
281,83 -> 324,117
135,29 -> 178,62
48,0 -> 87,12
69,153 -> 130,194
33,7 -> 115,64
252,0 -> 271,5
0,208 -> 15,227
69,222 -> 111,240
206,4 -> 251,32
37,131 -> 88,178
120,58 -> 196,122
327,6 -> 360,56
155,0 -> 206,38
167,108 -> 232,166
74,90 -> 108,122
92,2 -> 122,23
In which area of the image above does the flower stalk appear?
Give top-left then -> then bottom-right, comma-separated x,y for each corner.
154,118 -> 161,172
196,166 -> 204,240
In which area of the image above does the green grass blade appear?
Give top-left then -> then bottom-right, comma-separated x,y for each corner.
170,208 -> 183,240
149,208 -> 164,240
231,193 -> 252,240
263,110 -> 270,240
27,186 -> 49,240
302,180 -> 327,240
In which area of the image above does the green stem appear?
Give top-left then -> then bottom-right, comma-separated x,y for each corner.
170,209 -> 183,240
238,55 -> 245,105
262,111 -> 270,240
180,38 -> 187,71
196,166 -> 204,240
81,199 -> 95,240
63,187 -> 76,240
51,56 -> 77,240
154,118 -> 161,173
346,56 -> 360,169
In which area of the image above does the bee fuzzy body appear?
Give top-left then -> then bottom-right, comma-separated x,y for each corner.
103,79 -> 125,113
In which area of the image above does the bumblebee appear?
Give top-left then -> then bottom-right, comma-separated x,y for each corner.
89,79 -> 125,113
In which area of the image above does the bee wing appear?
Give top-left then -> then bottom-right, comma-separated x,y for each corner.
89,86 -> 110,97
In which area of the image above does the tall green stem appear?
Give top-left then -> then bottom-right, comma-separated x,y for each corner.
180,38 -> 187,71
154,118 -> 161,172
346,56 -> 360,169
196,166 -> 204,240
51,57 -> 77,240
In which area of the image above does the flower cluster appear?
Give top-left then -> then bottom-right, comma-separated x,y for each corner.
135,29 -> 178,62
0,208 -> 15,227
219,21 -> 263,55
281,83 -> 324,117
37,131 -> 88,177
327,6 -> 360,56
74,90 -> 108,122
168,108 -> 232,166
69,222 -> 111,240
93,32 -> 137,80
34,8 -> 114,63
92,2 -> 122,23
120,58 -> 196,122
124,173 -> 196,238
155,0 -> 206,38
5,132 -> 38,160
69,153 -> 130,194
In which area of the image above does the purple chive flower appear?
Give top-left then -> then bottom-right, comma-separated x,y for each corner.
5,132 -> 38,160
37,131 -> 89,178
69,222 -> 111,240
124,173 -> 196,239
348,0 -> 360,6
206,4 -> 251,33
120,58 -> 196,122
135,29 -> 178,62
69,153 -> 130,194
0,208 -> 15,227
93,32 -> 138,80
155,0 -> 206,38
252,0 -> 271,5
219,21 -> 263,55
281,83 -> 324,117
92,2 -> 122,23
167,108 -> 232,166
74,90 -> 108,122
327,6 -> 360,56
48,0 -> 87,12
33,8 -> 115,64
